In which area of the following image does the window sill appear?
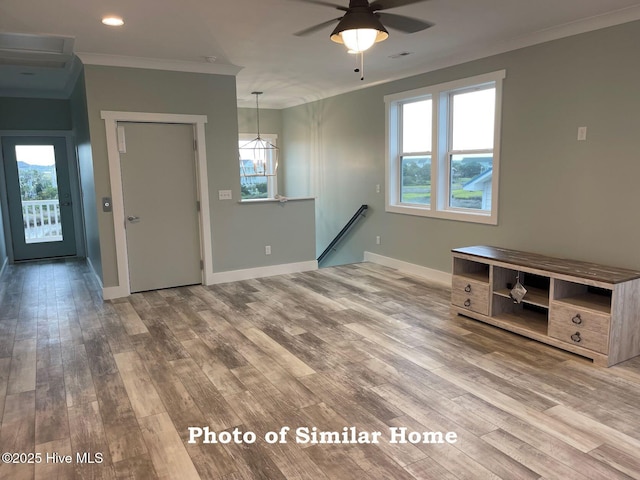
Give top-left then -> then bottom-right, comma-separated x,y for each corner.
386,203 -> 497,225
238,196 -> 316,204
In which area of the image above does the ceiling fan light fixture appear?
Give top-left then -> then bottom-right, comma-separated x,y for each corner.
330,11 -> 388,53
339,29 -> 379,53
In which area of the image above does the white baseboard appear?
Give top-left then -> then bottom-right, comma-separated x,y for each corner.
102,285 -> 130,301
99,255 -> 444,299
207,260 -> 318,285
90,259 -> 128,300
364,251 -> 451,286
85,257 -> 121,301
100,260 -> 318,299
86,257 -> 103,287
0,256 -> 8,280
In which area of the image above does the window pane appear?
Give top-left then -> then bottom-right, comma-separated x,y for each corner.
402,99 -> 432,153
15,145 -> 63,244
240,174 -> 268,199
401,155 -> 431,205
239,138 -> 274,200
449,153 -> 493,210
451,87 -> 495,151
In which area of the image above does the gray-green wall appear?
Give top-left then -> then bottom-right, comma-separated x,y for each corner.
0,203 -> 6,271
0,97 -> 71,131
0,96 -> 73,270
83,66 -> 315,288
70,72 -> 101,280
238,107 -> 282,138
283,20 -> 640,272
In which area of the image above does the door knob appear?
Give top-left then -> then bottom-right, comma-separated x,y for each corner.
127,216 -> 140,222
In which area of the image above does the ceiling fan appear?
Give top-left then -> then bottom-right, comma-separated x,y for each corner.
294,0 -> 434,51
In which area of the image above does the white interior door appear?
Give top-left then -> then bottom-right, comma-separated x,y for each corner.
119,122 -> 202,293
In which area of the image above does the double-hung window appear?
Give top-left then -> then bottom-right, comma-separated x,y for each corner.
385,70 -> 505,224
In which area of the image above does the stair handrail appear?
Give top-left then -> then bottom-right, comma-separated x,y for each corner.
317,204 -> 369,264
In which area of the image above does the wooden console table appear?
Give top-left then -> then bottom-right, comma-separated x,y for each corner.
451,246 -> 640,367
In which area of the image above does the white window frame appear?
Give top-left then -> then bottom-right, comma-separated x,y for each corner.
385,70 -> 505,225
239,133 -> 278,201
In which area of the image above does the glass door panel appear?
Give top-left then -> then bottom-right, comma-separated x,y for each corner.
14,145 -> 64,244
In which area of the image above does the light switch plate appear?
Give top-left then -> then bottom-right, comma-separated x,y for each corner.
577,126 -> 587,141
218,190 -> 232,200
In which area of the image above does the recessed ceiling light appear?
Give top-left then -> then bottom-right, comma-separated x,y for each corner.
102,16 -> 124,27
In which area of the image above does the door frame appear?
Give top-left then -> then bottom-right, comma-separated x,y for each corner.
101,111 -> 212,298
0,130 -> 86,263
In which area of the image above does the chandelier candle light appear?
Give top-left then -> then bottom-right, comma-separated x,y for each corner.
239,92 -> 278,177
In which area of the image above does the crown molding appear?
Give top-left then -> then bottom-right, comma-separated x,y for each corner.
514,4 -> 640,46
76,52 -> 243,76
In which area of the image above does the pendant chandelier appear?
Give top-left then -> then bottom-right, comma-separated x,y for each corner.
239,92 -> 278,177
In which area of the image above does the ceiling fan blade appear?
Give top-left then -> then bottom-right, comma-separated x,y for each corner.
294,0 -> 348,11
376,12 -> 433,33
294,17 -> 343,37
370,0 -> 430,12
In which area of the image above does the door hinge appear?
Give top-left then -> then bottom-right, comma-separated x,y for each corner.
196,201 -> 201,212
200,260 -> 204,270
193,139 -> 197,151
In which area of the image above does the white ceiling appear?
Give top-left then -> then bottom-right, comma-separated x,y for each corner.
1,0 -> 640,108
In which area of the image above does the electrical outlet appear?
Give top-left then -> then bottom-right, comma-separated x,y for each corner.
265,245 -> 271,255
218,190 -> 232,200
376,236 -> 381,245
376,184 -> 381,193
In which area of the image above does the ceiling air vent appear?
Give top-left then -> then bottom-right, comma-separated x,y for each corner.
0,32 -> 75,69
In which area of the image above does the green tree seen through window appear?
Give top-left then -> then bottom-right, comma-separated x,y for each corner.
19,168 -> 58,201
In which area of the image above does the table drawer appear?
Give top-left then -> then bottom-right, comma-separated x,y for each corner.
452,276 -> 489,315
548,321 -> 609,354
549,302 -> 610,337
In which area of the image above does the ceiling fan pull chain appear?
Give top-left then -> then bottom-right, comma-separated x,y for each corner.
353,51 -> 364,80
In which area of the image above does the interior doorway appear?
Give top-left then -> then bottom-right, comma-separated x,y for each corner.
100,111 -> 212,299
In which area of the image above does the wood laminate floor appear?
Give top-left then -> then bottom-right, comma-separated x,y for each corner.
1,259 -> 640,479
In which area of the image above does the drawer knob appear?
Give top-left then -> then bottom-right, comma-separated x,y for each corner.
571,332 -> 581,343
571,314 -> 582,325
464,284 -> 472,293
464,299 -> 471,307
